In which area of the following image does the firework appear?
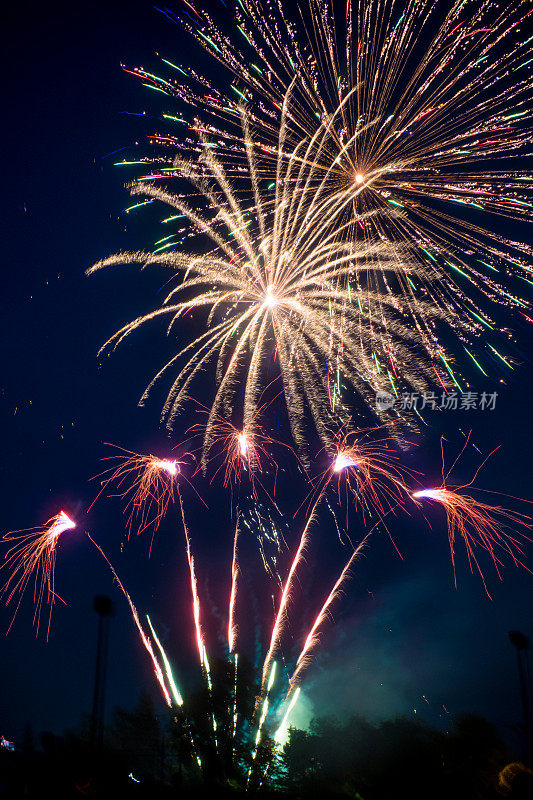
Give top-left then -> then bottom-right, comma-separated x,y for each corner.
260,491 -> 322,690
121,0 -> 533,390
90,96 -> 441,454
413,435 -> 531,593
1,511 -> 76,638
146,614 -> 184,706
90,444 -> 181,547
248,661 -> 277,782
188,403 -> 281,494
325,427 -> 413,523
288,543 -> 365,692
413,486 -> 531,595
177,492 -> 208,670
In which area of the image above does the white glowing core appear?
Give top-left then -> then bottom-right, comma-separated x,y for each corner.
413,488 -> 441,500
238,432 -> 249,457
264,291 -> 277,308
355,173 -> 365,184
333,453 -> 358,472
52,511 -> 76,538
155,459 -> 178,476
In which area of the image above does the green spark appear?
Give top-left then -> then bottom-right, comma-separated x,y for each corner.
146,615 -> 183,706
161,58 -> 187,76
513,58 -> 533,72
477,259 -> 499,273
508,199 -> 533,207
198,31 -> 221,52
153,241 -> 177,253
464,348 -> 487,376
501,290 -> 527,308
393,13 -> 405,30
140,71 -> 173,88
438,353 -> 462,391
420,247 -> 437,262
445,261 -> 472,281
487,344 -> 513,368
143,84 -> 169,95
467,307 -> 493,329
163,114 -> 187,123
237,25 -> 252,46
231,85 -> 247,100
124,200 -> 153,212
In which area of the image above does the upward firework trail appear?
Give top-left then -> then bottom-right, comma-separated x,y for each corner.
286,505 -> 402,694
228,516 -> 240,654
1,511 -> 76,639
90,92 -> 442,454
177,492 -> 208,671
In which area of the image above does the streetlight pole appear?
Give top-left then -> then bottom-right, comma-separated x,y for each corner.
509,630 -> 533,763
91,595 -> 114,753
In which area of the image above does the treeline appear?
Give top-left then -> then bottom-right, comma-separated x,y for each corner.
280,713 -> 524,799
1,693 -> 532,798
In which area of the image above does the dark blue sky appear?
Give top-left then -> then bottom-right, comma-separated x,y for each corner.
2,0 -> 533,756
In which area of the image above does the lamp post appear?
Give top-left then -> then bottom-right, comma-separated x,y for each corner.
509,630 -> 533,763
91,595 -> 114,753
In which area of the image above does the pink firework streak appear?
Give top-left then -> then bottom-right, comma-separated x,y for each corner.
228,516 -> 240,653
2,511 -> 76,639
413,435 -> 532,595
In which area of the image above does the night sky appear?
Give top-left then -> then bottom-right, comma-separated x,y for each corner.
2,0 -> 533,755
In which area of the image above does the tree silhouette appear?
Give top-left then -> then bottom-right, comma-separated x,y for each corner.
168,655 -> 278,790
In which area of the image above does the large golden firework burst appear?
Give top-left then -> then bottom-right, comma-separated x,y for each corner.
90,97 -> 442,453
